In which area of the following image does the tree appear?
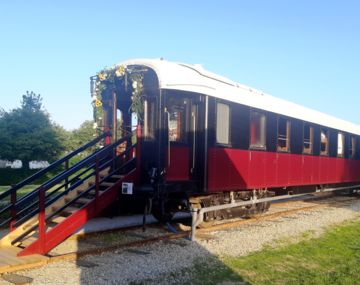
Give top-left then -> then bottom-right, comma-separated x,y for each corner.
53,120 -> 97,157
53,123 -> 73,153
71,120 -> 96,150
21,91 -> 42,112
0,92 -> 63,169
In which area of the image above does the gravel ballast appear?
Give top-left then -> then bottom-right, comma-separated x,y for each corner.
1,197 -> 360,285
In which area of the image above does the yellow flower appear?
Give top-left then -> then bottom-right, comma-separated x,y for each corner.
95,99 -> 103,107
115,66 -> 125,77
98,72 -> 107,81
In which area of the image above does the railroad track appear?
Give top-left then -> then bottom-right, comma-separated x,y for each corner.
43,193 -> 360,258
195,194 -> 358,235
1,192 -> 358,274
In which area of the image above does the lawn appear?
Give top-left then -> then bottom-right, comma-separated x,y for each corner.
176,218 -> 360,285
0,185 -> 39,200
0,185 -> 39,224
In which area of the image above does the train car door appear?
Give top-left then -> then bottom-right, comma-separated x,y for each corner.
165,91 -> 205,190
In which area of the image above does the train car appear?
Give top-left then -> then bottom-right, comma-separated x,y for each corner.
91,58 -> 360,222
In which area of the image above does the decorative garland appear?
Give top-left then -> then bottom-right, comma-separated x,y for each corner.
91,65 -> 144,132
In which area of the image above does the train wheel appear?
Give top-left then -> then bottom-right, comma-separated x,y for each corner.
151,200 -> 175,223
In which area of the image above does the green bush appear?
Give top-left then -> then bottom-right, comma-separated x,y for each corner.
0,168 -> 39,186
0,165 -> 65,186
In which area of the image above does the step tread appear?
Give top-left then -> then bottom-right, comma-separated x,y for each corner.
77,197 -> 93,204
20,236 -> 37,247
100,182 -> 115,187
111,174 -> 124,179
62,206 -> 81,215
50,216 -> 67,224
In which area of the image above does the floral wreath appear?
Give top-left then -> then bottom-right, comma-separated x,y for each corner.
91,65 -> 144,132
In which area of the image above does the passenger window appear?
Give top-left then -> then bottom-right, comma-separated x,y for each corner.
337,132 -> 344,157
144,99 -> 155,141
303,123 -> 313,154
216,102 -> 230,144
320,128 -> 329,156
349,135 -> 356,158
166,97 -> 189,143
250,110 -> 266,149
277,117 -> 290,152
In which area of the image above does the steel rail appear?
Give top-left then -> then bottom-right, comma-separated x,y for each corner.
190,184 -> 360,240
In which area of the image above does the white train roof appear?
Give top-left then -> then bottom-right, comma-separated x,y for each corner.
119,58 -> 360,135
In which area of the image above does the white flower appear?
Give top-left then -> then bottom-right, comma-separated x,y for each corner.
132,81 -> 138,89
92,95 -> 97,102
93,122 -> 98,129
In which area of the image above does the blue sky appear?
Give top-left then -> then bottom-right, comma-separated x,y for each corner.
0,1 -> 359,130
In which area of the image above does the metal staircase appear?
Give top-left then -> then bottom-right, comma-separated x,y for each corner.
0,128 -> 141,256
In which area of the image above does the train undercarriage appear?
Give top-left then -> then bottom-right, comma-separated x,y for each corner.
145,183 -> 358,225
189,189 -> 274,223
146,186 -> 275,224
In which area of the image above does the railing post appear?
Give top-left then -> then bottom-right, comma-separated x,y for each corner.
112,145 -> 116,170
136,125 -> 142,182
10,185 -> 17,232
190,208 -> 198,241
104,128 -> 111,145
95,154 -> 100,208
38,187 -> 46,253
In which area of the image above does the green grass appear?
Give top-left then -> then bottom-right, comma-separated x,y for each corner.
0,185 -> 39,198
182,218 -> 360,285
0,185 -> 40,225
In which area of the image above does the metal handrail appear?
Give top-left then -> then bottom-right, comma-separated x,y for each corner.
1,131 -> 135,228
0,131 -> 111,230
0,132 -> 110,201
10,132 -> 138,240
12,163 -> 96,224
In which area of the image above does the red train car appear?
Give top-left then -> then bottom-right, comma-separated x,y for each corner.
93,59 -> 360,221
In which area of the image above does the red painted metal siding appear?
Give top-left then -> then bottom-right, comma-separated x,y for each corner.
166,146 -> 190,181
207,147 -> 360,192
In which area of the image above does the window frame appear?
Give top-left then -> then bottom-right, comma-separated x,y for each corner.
249,109 -> 266,150
320,128 -> 329,156
349,135 -> 356,159
215,101 -> 231,145
337,132 -> 345,158
166,95 -> 190,145
277,116 -> 291,152
143,98 -> 156,141
303,122 -> 313,155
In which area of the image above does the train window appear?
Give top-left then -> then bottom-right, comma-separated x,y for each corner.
337,132 -> 345,157
216,102 -> 230,144
167,97 -> 188,143
116,109 -> 122,140
250,110 -> 266,149
349,135 -> 356,158
303,123 -> 313,154
131,112 -> 138,131
320,128 -> 329,155
144,99 -> 155,141
277,117 -> 290,152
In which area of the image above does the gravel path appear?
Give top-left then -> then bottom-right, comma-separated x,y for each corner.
198,197 -> 360,257
1,197 -> 360,285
